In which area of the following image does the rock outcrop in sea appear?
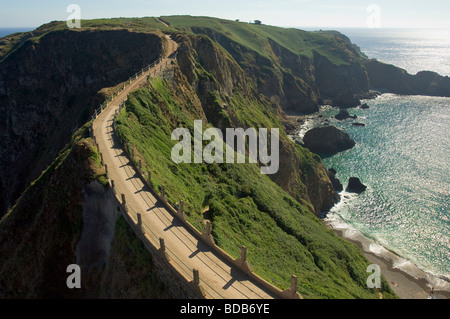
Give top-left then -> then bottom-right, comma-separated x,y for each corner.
360,103 -> 370,109
335,109 -> 357,121
303,126 -> 356,155
346,177 -> 367,193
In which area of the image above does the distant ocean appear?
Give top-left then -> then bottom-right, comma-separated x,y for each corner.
0,27 -> 35,38
340,28 -> 450,76
300,28 -> 450,289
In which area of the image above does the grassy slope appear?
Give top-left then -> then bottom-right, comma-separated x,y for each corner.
1,15 -> 364,67
161,15 -> 364,66
115,76 -> 396,299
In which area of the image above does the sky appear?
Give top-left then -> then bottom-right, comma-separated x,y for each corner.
1,0 -> 450,29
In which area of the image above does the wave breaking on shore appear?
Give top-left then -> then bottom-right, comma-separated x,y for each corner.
324,193 -> 450,294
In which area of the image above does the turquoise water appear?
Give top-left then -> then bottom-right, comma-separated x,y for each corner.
338,28 -> 450,76
300,29 -> 450,284
320,94 -> 450,280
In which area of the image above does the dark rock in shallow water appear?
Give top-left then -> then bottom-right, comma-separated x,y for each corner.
346,177 -> 367,193
303,126 -> 356,155
328,168 -> 343,192
360,103 -> 370,109
335,109 -> 357,121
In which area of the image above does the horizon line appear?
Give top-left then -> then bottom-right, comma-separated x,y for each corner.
1,15 -> 450,31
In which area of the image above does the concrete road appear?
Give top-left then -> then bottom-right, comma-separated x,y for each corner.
93,35 -> 276,299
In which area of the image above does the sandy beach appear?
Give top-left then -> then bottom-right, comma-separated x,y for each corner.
325,221 -> 450,299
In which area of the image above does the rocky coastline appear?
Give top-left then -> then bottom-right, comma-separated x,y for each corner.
285,94 -> 375,210
286,93 -> 450,299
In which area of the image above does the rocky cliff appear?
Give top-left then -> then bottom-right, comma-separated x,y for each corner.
365,59 -> 450,96
0,125 -> 169,298
0,27 -> 163,217
182,24 -> 371,115
173,32 -> 336,214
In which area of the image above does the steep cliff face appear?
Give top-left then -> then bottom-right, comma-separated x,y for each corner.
313,51 -> 369,99
183,25 -> 370,115
267,38 -> 320,114
0,125 -> 101,298
187,27 -> 319,114
0,28 -> 163,217
274,138 -> 336,213
0,125 -> 169,298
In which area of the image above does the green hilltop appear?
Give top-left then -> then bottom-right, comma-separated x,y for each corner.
159,15 -> 365,65
1,15 -> 364,67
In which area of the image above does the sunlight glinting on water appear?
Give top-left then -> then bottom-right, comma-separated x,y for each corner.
319,93 -> 450,279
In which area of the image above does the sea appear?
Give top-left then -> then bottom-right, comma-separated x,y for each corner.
299,28 -> 450,291
0,27 -> 35,38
